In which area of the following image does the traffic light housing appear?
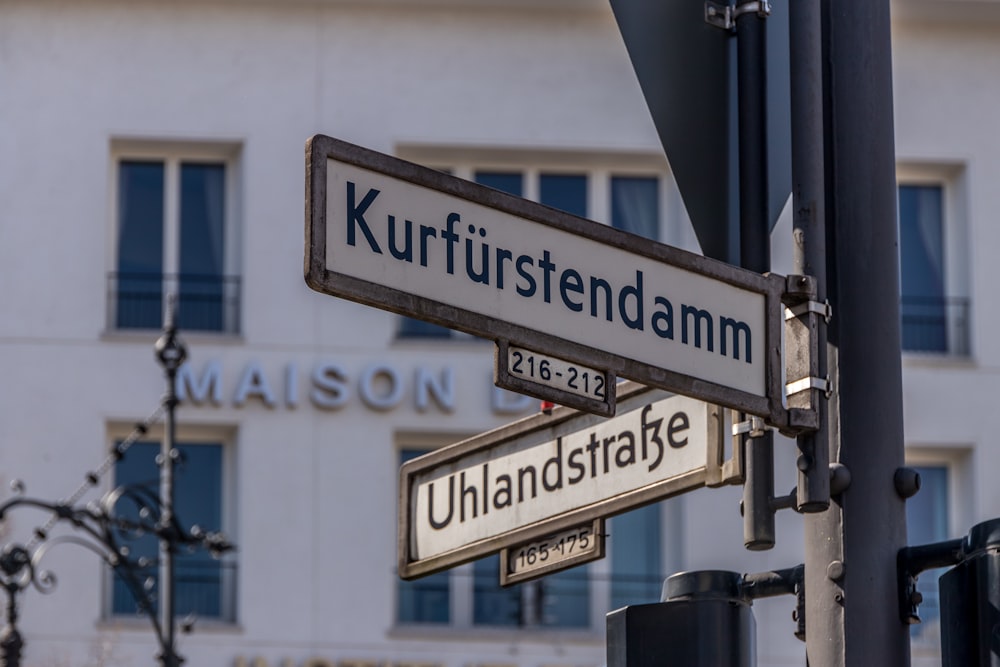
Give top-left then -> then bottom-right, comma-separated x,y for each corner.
607,571 -> 755,667
938,519 -> 1000,666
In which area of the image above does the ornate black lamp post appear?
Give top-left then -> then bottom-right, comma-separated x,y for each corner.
154,303 -> 186,667
0,304 -> 233,667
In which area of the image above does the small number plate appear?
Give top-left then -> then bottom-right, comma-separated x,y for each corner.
499,519 -> 606,586
494,341 -> 616,417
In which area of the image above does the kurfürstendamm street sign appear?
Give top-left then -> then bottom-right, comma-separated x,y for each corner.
398,382 -> 733,579
305,134 -> 789,426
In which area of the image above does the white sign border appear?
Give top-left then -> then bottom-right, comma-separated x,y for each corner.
306,134 -> 789,427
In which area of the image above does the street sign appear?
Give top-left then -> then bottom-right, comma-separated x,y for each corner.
305,135 -> 789,425
494,340 -> 617,417
500,519 -> 605,587
397,382 -> 733,580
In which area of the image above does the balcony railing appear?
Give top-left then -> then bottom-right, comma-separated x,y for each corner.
111,558 -> 238,622
901,296 -> 969,356
108,272 -> 241,335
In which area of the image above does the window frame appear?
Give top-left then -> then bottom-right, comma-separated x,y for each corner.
904,446 -> 973,654
896,162 -> 970,357
102,421 -> 239,625
905,447 -> 972,549
107,139 -> 243,335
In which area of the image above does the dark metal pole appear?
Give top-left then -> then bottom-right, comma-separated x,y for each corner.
789,0 -> 831,514
804,0 -> 909,664
735,1 -> 770,274
0,583 -> 22,667
788,0 -> 841,659
735,0 -> 776,551
155,300 -> 187,667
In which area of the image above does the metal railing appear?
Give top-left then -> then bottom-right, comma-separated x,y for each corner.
111,559 -> 239,623
108,272 -> 241,335
900,296 -> 969,356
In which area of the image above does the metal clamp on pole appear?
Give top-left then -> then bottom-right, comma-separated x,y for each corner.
734,0 -> 771,20
785,298 -> 832,322
783,275 -> 832,513
781,275 -> 827,435
733,415 -> 768,439
786,375 -> 831,399
705,0 -> 771,31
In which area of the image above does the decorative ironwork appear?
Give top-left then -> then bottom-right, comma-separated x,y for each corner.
0,300 -> 234,667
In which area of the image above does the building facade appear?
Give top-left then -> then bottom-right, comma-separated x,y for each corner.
0,1 -> 998,665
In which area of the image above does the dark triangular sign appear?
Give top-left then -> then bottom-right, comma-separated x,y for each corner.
610,0 -> 791,264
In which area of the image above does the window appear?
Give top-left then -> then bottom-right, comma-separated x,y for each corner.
897,175 -> 969,355
611,176 -> 660,239
471,551 -> 590,629
396,447 -> 663,631
394,155 -> 665,339
109,438 -> 236,622
397,450 -> 450,624
899,185 -> 947,352
906,464 -> 949,647
609,504 -> 662,609
110,143 -> 241,334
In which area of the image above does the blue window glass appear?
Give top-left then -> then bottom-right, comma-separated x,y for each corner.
475,171 -> 523,198
179,163 -> 226,332
113,157 -> 235,333
472,554 -> 590,628
906,465 -> 949,642
474,554 -> 523,626
610,503 -> 662,609
397,449 -> 450,624
116,161 -> 165,329
611,176 -> 659,240
899,185 -> 946,352
112,442 -> 229,620
398,318 -> 454,339
540,174 -> 587,217
538,566 -> 590,627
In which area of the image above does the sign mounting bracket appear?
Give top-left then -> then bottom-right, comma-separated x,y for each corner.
780,274 -> 827,436
705,0 -> 771,32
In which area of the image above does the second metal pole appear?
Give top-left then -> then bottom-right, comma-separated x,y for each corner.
735,0 -> 776,552
804,0 -> 910,664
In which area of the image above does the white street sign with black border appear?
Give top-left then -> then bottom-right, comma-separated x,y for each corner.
397,382 -> 734,580
305,135 -> 790,426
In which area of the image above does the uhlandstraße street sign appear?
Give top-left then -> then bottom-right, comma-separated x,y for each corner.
397,382 -> 736,580
305,134 -> 795,428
